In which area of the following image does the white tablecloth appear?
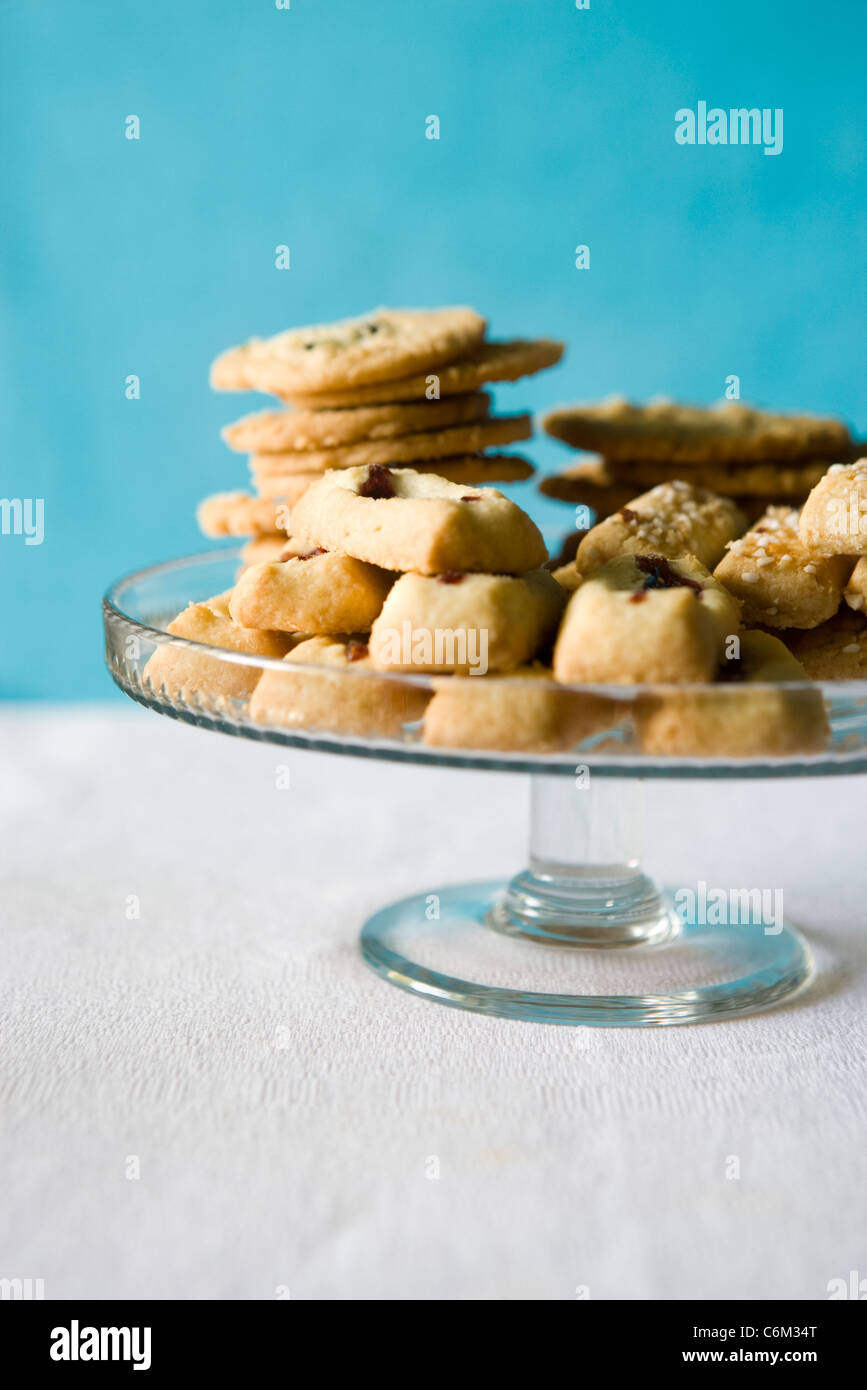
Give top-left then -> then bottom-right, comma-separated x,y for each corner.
1,708 -> 864,1300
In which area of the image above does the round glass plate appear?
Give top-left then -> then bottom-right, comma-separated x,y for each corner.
102,549 -> 859,1026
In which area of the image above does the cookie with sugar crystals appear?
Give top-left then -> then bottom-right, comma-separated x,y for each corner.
249,636 -> 430,738
542,396 -> 852,463
574,479 -> 746,576
423,667 -> 617,753
222,393 -> 490,453
634,631 -> 828,757
247,414 -> 532,473
277,339 -> 564,409
799,460 -> 867,555
210,306 -> 486,395
553,553 -> 741,685
143,593 -> 294,702
783,607 -> 867,679
844,556 -> 867,613
714,506 -> 852,629
290,464 -> 547,576
229,551 -> 394,635
368,569 -> 566,675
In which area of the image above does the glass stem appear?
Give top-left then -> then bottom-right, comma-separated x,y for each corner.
490,774 -> 677,947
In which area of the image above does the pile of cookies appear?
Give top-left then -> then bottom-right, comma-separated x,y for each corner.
539,397 -> 859,522
144,358 -> 867,758
197,306 -> 562,564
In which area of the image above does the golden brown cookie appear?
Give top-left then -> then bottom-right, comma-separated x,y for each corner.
143,593 -> 294,702
248,414 -> 532,473
229,552 -> 394,635
221,392 -> 491,453
783,607 -> 867,678
844,556 -> 867,613
238,535 -> 294,567
714,506 -> 853,629
799,460 -> 867,555
197,491 -> 294,538
634,631 -> 828,757
423,668 -> 617,753
277,338 -> 564,408
574,480 -> 746,575
249,636 -> 430,737
251,453 -> 535,493
601,456 -> 829,497
210,306 -> 486,395
542,397 -> 852,463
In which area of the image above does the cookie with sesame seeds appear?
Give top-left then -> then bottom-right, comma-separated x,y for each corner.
799,460 -> 867,555
844,557 -> 867,613
542,397 -> 852,464
247,414 -> 532,474
221,392 -> 491,453
714,506 -> 853,629
574,480 -> 747,576
783,607 -> 867,679
274,339 -> 564,409
210,307 -> 487,396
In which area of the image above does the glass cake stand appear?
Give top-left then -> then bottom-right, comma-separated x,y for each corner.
104,549 -> 867,1027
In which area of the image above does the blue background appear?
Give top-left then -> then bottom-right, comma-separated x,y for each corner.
2,0 -> 865,699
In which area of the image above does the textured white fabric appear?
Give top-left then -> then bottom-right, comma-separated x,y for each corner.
1,707 -> 864,1301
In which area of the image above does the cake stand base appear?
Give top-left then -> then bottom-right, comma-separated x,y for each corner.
360,777 -> 813,1027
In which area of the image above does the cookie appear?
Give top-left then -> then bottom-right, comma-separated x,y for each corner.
422,667 -> 617,753
251,472 -> 330,500
210,306 -> 486,395
290,465 -> 547,576
368,569 -> 566,675
222,392 -> 490,453
251,453 -> 535,492
553,554 -> 741,685
714,506 -> 853,629
249,636 -> 430,737
550,562 -> 583,593
229,551 -> 394,635
783,607 -> 867,679
143,593 -> 294,702
247,414 -> 532,473
239,535 -> 295,567
601,456 -> 829,497
574,480 -> 746,576
197,491 -> 293,538
542,397 -> 852,463
634,631 -> 828,757
799,461 -> 867,555
539,470 -> 644,518
277,339 -> 564,409
844,556 -> 867,612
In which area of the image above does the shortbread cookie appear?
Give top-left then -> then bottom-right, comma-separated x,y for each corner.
714,506 -> 852,629
230,551 -> 394,635
144,593 -> 294,702
602,456 -> 829,497
542,397 -> 851,463
222,393 -> 490,453
250,471 -> 329,500
575,480 -> 746,576
248,414 -> 532,473
539,470 -> 644,518
197,491 -> 293,538
249,636 -> 430,737
844,556 -> 867,612
290,465 -> 547,575
423,667 -> 617,753
211,306 -> 486,395
278,339 -> 564,409
368,570 -> 566,675
251,453 -> 535,492
239,535 -> 295,567
783,607 -> 867,678
553,554 -> 741,685
799,461 -> 867,555
635,631 -> 828,757
550,562 -> 583,592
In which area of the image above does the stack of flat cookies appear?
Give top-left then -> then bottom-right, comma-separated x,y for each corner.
197,306 -> 563,565
539,397 -> 858,523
